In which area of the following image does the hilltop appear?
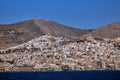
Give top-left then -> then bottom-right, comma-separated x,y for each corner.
82,22 -> 120,39
0,19 -> 92,49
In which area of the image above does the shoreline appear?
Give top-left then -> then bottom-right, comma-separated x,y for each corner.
0,70 -> 120,72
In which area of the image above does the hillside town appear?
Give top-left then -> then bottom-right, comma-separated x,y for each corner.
0,34 -> 120,71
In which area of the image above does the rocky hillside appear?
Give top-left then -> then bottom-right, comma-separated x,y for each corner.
0,19 -> 92,49
82,22 -> 120,39
0,34 -> 120,71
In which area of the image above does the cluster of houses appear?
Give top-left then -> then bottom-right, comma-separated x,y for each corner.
0,34 -> 120,71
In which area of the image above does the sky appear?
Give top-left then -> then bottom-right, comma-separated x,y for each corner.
0,0 -> 120,29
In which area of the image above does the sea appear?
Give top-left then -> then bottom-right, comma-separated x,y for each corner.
0,70 -> 120,80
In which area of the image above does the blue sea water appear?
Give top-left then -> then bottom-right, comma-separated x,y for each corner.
0,70 -> 120,80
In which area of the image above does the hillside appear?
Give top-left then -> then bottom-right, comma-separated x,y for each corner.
0,34 -> 120,71
0,19 -> 91,49
82,22 -> 120,39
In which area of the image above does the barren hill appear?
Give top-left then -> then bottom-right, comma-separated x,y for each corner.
82,22 -> 120,39
0,19 -> 91,49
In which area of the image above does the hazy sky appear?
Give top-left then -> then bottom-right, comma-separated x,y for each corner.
0,0 -> 120,29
